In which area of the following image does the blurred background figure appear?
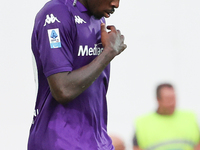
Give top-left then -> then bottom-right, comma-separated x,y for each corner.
133,83 -> 200,150
110,134 -> 126,150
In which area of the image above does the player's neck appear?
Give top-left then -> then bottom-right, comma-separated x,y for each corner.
78,0 -> 88,9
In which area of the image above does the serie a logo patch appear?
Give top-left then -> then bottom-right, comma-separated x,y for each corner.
47,28 -> 61,48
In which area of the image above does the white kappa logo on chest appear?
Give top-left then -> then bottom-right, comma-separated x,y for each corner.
75,16 -> 86,24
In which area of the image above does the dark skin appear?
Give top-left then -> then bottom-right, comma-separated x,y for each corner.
79,0 -> 120,19
47,0 -> 127,105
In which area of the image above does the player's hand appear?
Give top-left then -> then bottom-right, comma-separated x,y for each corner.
101,23 -> 127,56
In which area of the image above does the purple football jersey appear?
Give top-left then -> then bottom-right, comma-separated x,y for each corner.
28,0 -> 114,149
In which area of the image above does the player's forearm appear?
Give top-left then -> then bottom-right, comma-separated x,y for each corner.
47,48 -> 116,105
48,24 -> 126,105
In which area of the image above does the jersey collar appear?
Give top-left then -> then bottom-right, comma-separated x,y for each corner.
68,0 -> 88,12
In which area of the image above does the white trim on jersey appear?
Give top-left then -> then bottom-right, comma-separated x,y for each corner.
32,53 -> 39,98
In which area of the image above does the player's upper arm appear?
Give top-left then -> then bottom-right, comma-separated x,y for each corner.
35,3 -> 76,78
47,71 -> 73,104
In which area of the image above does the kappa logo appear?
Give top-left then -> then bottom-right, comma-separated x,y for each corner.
44,14 -> 61,26
75,16 -> 86,24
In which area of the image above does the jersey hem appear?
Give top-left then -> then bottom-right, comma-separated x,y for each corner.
45,67 -> 73,77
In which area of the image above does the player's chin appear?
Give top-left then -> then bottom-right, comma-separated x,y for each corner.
93,13 -> 104,20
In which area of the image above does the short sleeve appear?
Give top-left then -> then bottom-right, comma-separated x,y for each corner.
32,3 -> 76,77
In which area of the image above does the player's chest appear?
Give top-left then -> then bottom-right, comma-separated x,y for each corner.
72,14 -> 104,62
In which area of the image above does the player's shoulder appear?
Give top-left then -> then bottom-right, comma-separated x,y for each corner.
35,0 -> 74,26
40,0 -> 72,14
